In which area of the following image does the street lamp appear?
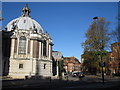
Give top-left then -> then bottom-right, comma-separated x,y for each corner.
97,51 -> 106,85
0,17 -> 3,21
93,16 -> 98,20
93,16 -> 106,85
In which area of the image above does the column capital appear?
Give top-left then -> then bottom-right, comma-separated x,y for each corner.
49,42 -> 54,46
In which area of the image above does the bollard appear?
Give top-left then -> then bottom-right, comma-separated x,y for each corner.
67,75 -> 69,81
50,76 -> 51,82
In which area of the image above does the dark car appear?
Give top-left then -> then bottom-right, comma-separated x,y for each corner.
78,72 -> 85,78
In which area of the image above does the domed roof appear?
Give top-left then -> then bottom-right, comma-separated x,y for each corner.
5,4 -> 43,33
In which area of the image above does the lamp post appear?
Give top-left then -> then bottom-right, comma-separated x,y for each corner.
0,10 -> 3,21
0,17 -> 3,21
98,51 -> 106,85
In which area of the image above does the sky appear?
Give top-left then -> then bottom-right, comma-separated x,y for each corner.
2,2 -> 118,62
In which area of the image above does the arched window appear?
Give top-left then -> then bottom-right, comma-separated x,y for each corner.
18,36 -> 26,54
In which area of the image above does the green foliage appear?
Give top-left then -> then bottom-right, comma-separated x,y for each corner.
82,51 -> 99,74
82,17 -> 110,52
58,59 -> 64,76
94,51 -> 108,56
81,17 -> 110,74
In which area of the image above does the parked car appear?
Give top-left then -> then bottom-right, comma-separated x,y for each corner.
78,72 -> 85,78
72,72 -> 85,78
72,72 -> 78,77
114,73 -> 120,76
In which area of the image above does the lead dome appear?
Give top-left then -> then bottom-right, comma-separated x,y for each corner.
5,4 -> 44,33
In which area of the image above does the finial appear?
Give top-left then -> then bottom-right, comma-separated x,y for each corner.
22,4 -> 31,17
25,4 -> 28,8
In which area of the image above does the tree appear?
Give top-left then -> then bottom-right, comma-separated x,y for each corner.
82,51 -> 99,74
109,2 -> 120,74
81,17 -> 110,74
58,59 -> 64,77
110,2 -> 120,42
111,8 -> 120,42
82,17 -> 110,52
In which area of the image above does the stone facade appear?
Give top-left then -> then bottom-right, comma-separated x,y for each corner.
52,51 -> 63,77
2,4 -> 53,79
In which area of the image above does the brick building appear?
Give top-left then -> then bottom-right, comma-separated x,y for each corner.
63,56 -> 81,73
108,42 -> 120,74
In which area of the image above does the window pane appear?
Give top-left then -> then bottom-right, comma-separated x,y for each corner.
18,36 -> 26,54
44,64 -> 46,69
19,64 -> 23,69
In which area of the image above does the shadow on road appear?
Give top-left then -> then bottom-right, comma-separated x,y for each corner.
2,75 -> 120,90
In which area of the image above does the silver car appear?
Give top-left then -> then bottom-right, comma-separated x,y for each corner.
72,72 -> 85,77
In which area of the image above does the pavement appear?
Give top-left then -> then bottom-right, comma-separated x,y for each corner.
1,75 -> 120,89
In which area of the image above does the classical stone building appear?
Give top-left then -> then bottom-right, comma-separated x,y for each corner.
2,5 -> 53,79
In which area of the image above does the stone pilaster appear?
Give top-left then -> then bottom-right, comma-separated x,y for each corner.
48,45 -> 50,59
50,60 -> 53,76
46,41 -> 48,57
39,41 -> 41,59
49,45 -> 52,60
30,40 -> 33,58
56,61 -> 59,77
10,38 -> 15,58
41,42 -> 43,58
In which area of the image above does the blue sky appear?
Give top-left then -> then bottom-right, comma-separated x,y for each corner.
2,2 -> 118,61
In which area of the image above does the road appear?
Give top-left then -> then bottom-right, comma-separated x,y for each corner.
2,75 -> 120,89
64,75 -> 120,89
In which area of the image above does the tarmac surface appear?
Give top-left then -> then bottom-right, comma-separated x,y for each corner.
1,75 -> 120,90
